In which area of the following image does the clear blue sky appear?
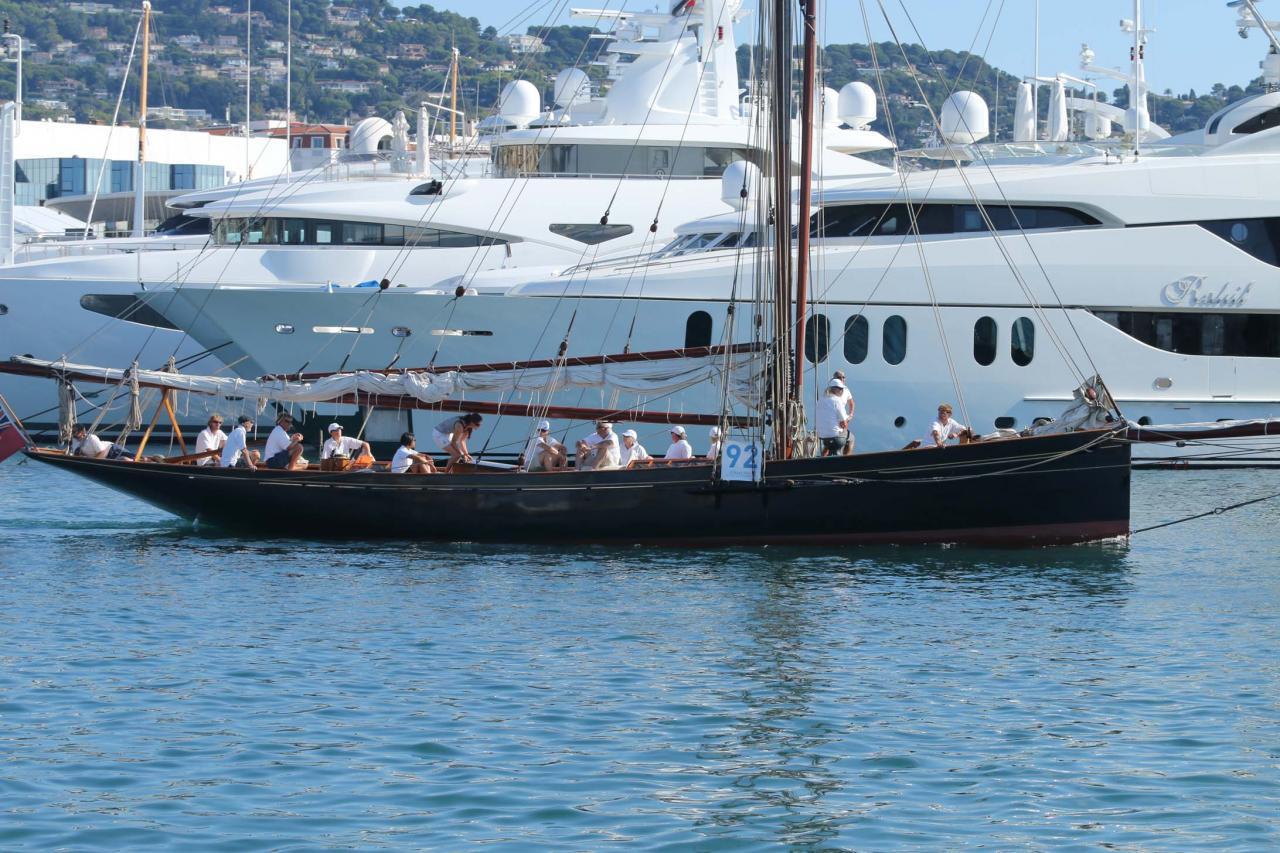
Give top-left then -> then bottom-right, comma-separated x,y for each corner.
423,1 -> 1264,96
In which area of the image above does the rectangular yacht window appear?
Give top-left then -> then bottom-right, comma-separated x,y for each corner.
342,222 -> 383,245
314,221 -> 337,245
280,218 -> 307,244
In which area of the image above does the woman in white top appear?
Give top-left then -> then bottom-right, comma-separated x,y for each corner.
321,423 -> 371,460
391,431 -> 436,474
194,414 -> 227,466
619,429 -> 651,467
665,426 -> 693,460
433,413 -> 482,465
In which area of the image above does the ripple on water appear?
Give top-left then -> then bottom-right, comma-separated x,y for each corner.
0,462 -> 1277,849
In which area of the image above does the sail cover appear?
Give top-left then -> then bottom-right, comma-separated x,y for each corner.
10,354 -> 764,412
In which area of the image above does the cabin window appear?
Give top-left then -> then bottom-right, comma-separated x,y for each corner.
883,315 -> 907,365
549,223 -> 635,245
994,416 -> 1016,429
1011,317 -> 1035,366
685,311 -> 713,348
79,294 -> 178,330
814,203 -> 1100,239
1232,105 -> 1280,135
973,316 -> 997,365
804,314 -> 831,364
493,143 -> 753,178
1092,310 -> 1280,357
0,304 -> 7,316
843,315 -> 869,364
211,217 -> 511,248
1195,218 -> 1280,266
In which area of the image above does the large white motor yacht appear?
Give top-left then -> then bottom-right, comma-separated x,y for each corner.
0,0 -> 894,433
156,83 -> 1280,465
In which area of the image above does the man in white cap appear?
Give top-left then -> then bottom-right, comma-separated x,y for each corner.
576,420 -> 621,471
665,425 -> 693,460
520,419 -> 567,472
619,429 -> 650,467
705,426 -> 722,460
816,379 -> 851,457
831,371 -> 854,454
320,423 -> 371,462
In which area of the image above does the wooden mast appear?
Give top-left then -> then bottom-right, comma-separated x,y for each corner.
131,0 -> 151,238
793,0 -> 817,404
766,0 -> 794,459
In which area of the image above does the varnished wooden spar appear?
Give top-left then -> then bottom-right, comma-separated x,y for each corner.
281,342 -> 765,382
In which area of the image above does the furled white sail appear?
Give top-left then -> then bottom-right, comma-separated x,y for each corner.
11,354 -> 764,412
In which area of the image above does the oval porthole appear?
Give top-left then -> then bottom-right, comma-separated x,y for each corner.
1010,317 -> 1034,366
994,416 -> 1015,429
0,304 -> 8,315
1154,377 -> 1173,389
1230,222 -> 1249,243
275,323 -> 295,334
893,416 -> 906,428
1138,416 -> 1153,426
391,326 -> 412,338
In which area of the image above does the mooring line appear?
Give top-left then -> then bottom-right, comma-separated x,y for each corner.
1131,489 -> 1280,535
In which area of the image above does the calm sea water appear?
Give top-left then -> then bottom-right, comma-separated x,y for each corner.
0,459 -> 1278,851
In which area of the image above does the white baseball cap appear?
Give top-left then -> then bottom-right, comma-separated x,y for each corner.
670,425 -> 686,436
537,419 -> 551,431
829,378 -> 846,390
622,429 -> 638,439
709,426 -> 721,438
327,422 -> 342,432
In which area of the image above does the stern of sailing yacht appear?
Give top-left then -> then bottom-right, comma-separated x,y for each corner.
22,428 -> 1131,546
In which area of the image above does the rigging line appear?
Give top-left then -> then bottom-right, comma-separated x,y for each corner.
884,0 -> 1095,389
599,11 -> 697,220
380,0 -> 602,287
85,16 -> 143,233
1130,488 -> 1280,535
449,0 -> 622,289
873,6 -> 1087,392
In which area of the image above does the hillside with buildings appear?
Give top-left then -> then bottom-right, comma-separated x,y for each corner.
0,0 -> 1269,149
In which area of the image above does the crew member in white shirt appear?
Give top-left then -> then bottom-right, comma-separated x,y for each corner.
220,415 -> 259,469
194,414 -> 227,466
70,423 -> 132,460
576,420 -> 621,470
924,402 -> 968,448
831,370 -> 855,454
521,419 -> 567,472
620,429 -> 651,467
665,425 -> 693,460
705,426 -> 722,460
320,423 -> 371,461
263,412 -> 306,470
816,380 -> 851,456
391,431 -> 436,474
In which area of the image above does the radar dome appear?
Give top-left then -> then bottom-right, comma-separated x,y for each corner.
837,81 -> 876,129
816,86 -> 840,126
553,68 -> 591,108
499,79 -> 542,127
721,160 -> 761,211
940,91 -> 989,145
349,117 -> 394,154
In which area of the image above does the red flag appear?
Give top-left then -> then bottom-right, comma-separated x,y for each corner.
0,409 -> 27,464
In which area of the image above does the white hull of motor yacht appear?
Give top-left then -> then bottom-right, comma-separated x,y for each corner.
151,281 -> 1280,466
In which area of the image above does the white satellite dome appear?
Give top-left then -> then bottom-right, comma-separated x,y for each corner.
349,117 -> 393,154
940,91 -> 989,145
499,79 -> 542,127
721,160 -> 761,210
553,67 -> 591,108
816,86 -> 840,126
837,81 -> 876,129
